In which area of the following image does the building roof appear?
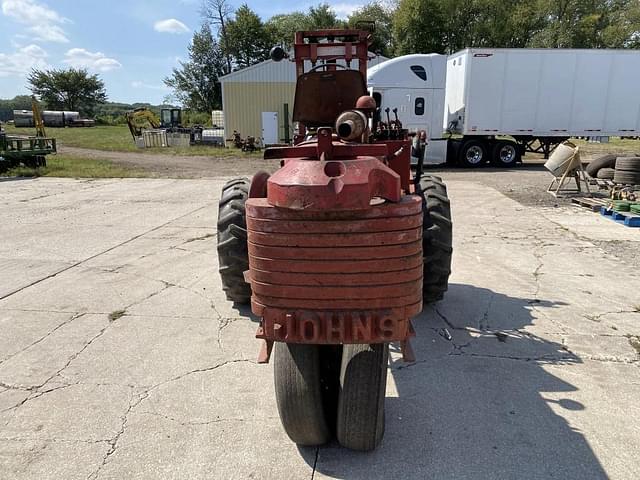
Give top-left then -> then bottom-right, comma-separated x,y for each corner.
221,56 -> 389,84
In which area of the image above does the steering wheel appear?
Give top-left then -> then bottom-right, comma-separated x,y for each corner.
307,63 -> 348,72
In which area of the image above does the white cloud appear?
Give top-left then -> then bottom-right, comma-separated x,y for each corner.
330,3 -> 363,19
1,0 -> 70,43
63,48 -> 122,72
0,43 -> 48,77
154,18 -> 189,34
131,81 -> 169,91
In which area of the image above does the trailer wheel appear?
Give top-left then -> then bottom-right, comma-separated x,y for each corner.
336,343 -> 388,451
458,140 -> 487,167
491,141 -> 520,167
419,175 -> 452,303
274,342 -> 331,446
217,177 -> 251,303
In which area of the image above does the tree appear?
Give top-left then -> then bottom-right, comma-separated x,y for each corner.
348,3 -> 394,56
0,95 -> 33,122
203,0 -> 233,73
528,0 -> 597,48
266,12 -> 310,48
393,0 -> 549,54
307,3 -> 343,29
224,4 -> 273,69
27,68 -> 106,116
393,0 -> 448,54
164,23 -> 226,111
264,4 -> 346,51
602,0 -> 640,48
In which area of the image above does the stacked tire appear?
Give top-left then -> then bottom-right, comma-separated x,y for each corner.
585,154 -> 616,178
613,157 -> 640,185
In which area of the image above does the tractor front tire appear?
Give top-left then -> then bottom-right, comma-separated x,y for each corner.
274,343 -> 331,446
419,175 -> 453,303
217,177 -> 251,303
336,343 -> 389,451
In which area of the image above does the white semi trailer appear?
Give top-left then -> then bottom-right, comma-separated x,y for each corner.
367,48 -> 640,167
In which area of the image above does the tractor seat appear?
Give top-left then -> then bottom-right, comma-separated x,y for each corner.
292,69 -> 367,128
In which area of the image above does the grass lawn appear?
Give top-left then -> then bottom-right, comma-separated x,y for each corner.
5,124 -> 639,161
3,124 -> 262,158
4,154 -> 145,178
572,137 -> 640,158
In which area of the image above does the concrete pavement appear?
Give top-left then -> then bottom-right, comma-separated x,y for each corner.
0,177 -> 639,479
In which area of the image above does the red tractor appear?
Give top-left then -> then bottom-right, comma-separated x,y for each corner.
217,28 -> 452,451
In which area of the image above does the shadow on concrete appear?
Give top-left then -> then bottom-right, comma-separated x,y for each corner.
233,303 -> 260,322
306,284 -> 606,480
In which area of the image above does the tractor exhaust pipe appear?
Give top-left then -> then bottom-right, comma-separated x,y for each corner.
336,110 -> 368,141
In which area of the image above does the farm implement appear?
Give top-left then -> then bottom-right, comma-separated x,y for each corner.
216,28 -> 453,451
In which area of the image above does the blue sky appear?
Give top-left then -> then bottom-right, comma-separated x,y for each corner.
0,0 -> 360,104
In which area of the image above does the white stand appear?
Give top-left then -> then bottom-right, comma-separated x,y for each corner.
547,162 -> 592,197
546,145 -> 592,197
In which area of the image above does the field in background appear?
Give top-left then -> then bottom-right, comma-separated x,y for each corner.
573,138 -> 640,158
5,154 -> 145,178
5,124 -> 640,159
3,124 -> 640,180
2,124 -> 261,158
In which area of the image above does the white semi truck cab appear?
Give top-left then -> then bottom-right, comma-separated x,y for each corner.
368,54 -> 449,165
368,49 -> 640,167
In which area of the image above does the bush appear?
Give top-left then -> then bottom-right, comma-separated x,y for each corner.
181,110 -> 211,126
95,114 -> 127,126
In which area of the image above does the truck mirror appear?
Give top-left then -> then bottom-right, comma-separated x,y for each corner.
270,46 -> 287,62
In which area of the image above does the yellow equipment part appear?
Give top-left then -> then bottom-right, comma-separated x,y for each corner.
125,108 -> 161,140
31,96 -> 46,138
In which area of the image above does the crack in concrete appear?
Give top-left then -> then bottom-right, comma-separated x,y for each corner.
0,313 -> 85,366
182,233 -> 216,244
0,309 -> 130,412
87,390 -> 149,480
153,359 -> 255,390
81,358 -> 255,479
0,436 -> 110,445
311,447 -> 319,480
532,239 -> 545,300
479,292 -> 496,331
449,350 -> 577,363
216,317 -> 240,350
0,383 -> 75,414
0,203 -> 211,302
583,309 -> 640,322
137,410 -> 247,427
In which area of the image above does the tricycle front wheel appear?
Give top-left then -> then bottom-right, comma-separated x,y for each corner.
336,343 -> 389,451
273,342 -> 331,446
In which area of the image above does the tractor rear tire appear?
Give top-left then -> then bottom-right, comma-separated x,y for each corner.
274,342 -> 331,446
419,175 -> 453,303
336,343 -> 388,451
217,177 -> 251,303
